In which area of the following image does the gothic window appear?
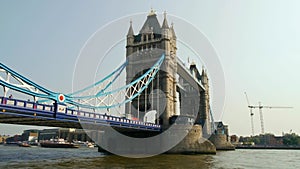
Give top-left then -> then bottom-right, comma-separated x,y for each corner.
143,35 -> 147,41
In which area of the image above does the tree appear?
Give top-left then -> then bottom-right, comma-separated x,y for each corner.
283,133 -> 300,146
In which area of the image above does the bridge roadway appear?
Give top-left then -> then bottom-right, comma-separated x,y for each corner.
0,97 -> 161,132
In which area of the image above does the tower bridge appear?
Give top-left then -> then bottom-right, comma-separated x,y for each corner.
0,10 -> 234,155
125,11 -> 211,136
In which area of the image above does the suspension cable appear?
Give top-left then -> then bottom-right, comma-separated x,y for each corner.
137,95 -> 140,120
157,72 -> 159,124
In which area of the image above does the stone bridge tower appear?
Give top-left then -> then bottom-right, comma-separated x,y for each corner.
189,64 -> 211,137
200,69 -> 211,137
125,10 -> 177,129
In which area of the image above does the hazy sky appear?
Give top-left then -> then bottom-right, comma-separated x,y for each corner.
1,0 -> 299,136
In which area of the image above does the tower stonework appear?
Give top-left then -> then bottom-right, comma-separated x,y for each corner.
125,11 -> 177,129
97,10 -> 228,155
200,69 -> 211,138
189,64 -> 211,137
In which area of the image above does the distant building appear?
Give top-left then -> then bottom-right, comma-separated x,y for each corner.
214,121 -> 229,141
21,129 -> 39,142
230,135 -> 239,143
38,128 -> 96,142
238,134 -> 285,146
209,121 -> 235,150
0,135 -> 10,143
264,134 -> 283,146
5,135 -> 22,143
38,129 -> 58,141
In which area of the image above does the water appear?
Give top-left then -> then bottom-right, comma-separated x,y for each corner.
0,145 -> 299,169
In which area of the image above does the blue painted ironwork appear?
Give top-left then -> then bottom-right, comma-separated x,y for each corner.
67,54 -> 165,109
0,54 -> 165,131
68,60 -> 128,96
0,63 -> 58,100
0,54 -> 164,110
0,97 -> 161,131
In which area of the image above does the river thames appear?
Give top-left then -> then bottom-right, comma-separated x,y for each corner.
0,145 -> 299,169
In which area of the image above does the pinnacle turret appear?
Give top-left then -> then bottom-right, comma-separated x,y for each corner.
170,22 -> 176,38
201,67 -> 208,85
162,11 -> 169,29
127,20 -> 134,36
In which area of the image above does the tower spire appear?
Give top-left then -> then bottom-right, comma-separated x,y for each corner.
148,8 -> 156,16
170,22 -> 176,38
162,11 -> 169,29
127,19 -> 134,36
202,66 -> 205,76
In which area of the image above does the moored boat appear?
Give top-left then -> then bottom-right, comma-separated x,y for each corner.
40,139 -> 79,148
73,141 -> 95,148
18,142 -> 31,147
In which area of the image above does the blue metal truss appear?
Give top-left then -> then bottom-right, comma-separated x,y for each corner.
0,54 -> 164,110
0,54 -> 165,131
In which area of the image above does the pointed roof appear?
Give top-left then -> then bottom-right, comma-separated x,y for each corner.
201,66 -> 206,76
161,11 -> 169,29
140,10 -> 161,34
127,20 -> 134,36
170,23 -> 176,38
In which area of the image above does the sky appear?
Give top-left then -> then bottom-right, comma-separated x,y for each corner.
0,0 -> 299,136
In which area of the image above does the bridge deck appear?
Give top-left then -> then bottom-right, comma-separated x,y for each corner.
0,97 -> 161,132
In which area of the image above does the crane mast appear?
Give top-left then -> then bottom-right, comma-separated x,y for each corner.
244,92 -> 255,136
258,102 -> 264,134
244,92 -> 293,135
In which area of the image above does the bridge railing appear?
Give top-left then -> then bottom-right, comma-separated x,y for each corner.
0,97 -> 161,129
62,107 -> 160,128
0,97 -> 54,112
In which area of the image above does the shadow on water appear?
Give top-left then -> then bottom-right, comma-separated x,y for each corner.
2,154 -> 215,169
90,154 -> 214,169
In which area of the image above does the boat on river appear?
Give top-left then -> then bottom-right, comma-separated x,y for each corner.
40,139 -> 79,148
73,141 -> 95,148
18,142 -> 31,147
